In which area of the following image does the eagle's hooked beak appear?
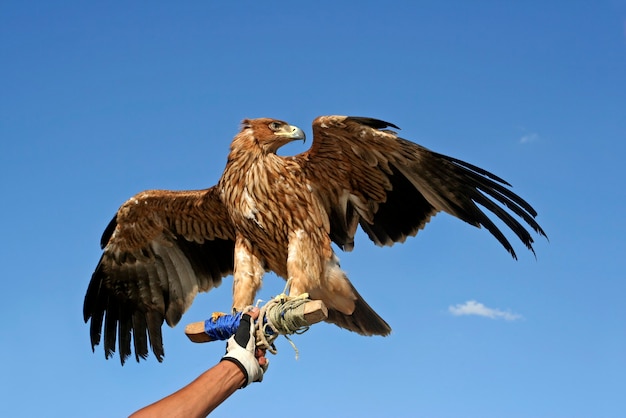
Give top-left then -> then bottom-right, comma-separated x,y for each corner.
278,125 -> 306,143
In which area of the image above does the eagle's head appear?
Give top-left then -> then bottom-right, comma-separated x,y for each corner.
237,118 -> 306,154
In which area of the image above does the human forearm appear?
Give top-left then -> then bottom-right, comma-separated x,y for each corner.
129,361 -> 245,418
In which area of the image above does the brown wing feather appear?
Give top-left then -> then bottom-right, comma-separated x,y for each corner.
83,187 -> 236,364
298,115 -> 546,257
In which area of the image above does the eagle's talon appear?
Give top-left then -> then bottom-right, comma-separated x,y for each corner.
273,292 -> 310,303
211,311 -> 227,322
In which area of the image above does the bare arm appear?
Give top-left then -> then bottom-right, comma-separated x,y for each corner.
130,360 -> 245,418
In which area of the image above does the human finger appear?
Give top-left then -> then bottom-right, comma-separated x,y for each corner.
245,306 -> 260,320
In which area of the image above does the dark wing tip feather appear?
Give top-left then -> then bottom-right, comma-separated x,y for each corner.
437,154 -> 546,258
434,152 -> 512,187
345,116 -> 401,131
83,255 -> 166,365
100,215 -> 117,249
84,237 -> 235,364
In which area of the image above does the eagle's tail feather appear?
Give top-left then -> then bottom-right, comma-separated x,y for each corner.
325,286 -> 391,336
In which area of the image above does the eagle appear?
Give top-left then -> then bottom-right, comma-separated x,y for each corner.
84,115 -> 546,364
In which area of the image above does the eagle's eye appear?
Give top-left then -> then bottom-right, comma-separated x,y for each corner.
269,122 -> 282,131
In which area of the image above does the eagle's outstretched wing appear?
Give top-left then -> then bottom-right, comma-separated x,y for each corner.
83,187 -> 236,364
298,116 -> 546,257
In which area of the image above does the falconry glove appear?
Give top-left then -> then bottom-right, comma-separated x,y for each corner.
221,312 -> 267,387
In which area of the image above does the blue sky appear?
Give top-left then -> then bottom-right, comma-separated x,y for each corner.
1,1 -> 625,417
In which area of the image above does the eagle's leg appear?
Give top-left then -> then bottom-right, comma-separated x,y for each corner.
287,230 -> 356,316
286,230 -> 323,297
232,236 -> 265,312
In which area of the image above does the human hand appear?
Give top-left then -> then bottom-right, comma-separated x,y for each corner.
221,307 -> 268,387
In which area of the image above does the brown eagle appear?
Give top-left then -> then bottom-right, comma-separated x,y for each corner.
84,116 -> 546,364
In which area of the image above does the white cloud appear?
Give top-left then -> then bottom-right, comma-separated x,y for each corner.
448,300 -> 522,321
519,132 -> 539,144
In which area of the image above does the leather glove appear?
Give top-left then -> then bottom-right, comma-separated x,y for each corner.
221,312 -> 267,387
